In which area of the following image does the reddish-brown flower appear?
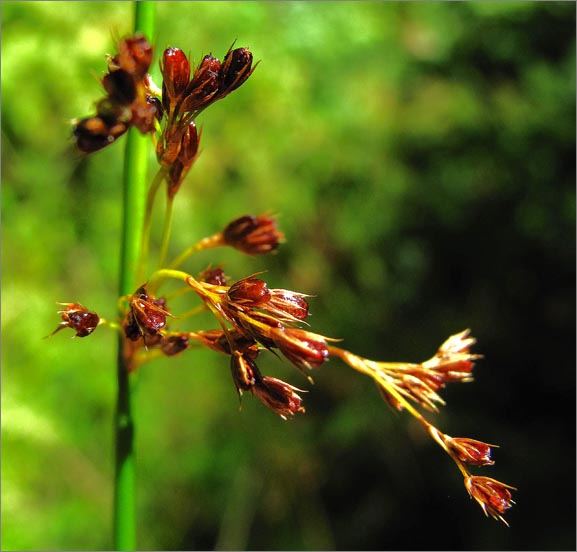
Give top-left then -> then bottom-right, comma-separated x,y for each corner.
198,266 -> 228,286
227,277 -> 271,308
230,351 -> 260,394
447,437 -> 496,467
253,376 -> 306,419
219,46 -> 256,95
102,69 -> 137,105
273,328 -> 329,371
109,34 -> 153,78
160,334 -> 190,356
465,476 -> 515,525
73,116 -> 128,154
266,289 -> 309,322
222,214 -> 284,255
160,47 -> 191,110
50,303 -> 100,338
180,54 -> 221,114
167,121 -> 201,197
422,329 -> 481,380
125,285 -> 173,342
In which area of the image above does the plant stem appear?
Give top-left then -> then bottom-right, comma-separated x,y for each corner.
168,233 -> 224,269
114,3 -> 156,550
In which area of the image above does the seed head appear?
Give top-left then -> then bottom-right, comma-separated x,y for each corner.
219,46 -> 256,95
160,47 -> 191,110
222,214 -> 284,255
465,476 -> 516,525
49,303 -> 100,338
180,54 -> 222,114
253,376 -> 306,419
446,436 -> 496,467
124,285 -> 174,343
227,277 -> 271,308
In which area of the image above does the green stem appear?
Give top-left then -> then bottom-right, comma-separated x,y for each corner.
114,3 -> 156,550
168,233 -> 224,269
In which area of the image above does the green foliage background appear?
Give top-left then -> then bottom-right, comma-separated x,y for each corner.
2,2 -> 575,550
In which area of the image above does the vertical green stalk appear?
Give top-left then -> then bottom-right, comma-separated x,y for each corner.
114,2 -> 156,550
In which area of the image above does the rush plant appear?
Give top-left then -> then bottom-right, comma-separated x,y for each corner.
51,4 -> 515,548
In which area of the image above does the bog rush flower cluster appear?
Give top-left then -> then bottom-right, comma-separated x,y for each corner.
56,33 -> 515,525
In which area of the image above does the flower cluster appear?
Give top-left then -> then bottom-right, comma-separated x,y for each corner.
330,333 -> 515,524
74,34 -> 160,153
56,33 -> 516,526
184,273 -> 329,417
158,43 -> 255,196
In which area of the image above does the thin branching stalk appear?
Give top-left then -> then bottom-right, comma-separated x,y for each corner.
139,166 -> 168,281
114,3 -> 155,550
157,195 -> 175,269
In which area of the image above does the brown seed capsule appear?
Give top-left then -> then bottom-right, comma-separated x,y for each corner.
50,303 -> 100,338
219,47 -> 255,94
167,121 -> 200,197
102,69 -> 137,105
446,437 -> 496,467
113,34 -> 153,78
227,278 -> 271,308
73,116 -> 128,153
465,476 -> 515,524
180,55 -> 221,113
230,352 -> 260,394
267,290 -> 309,321
130,97 -> 159,134
222,214 -> 284,255
160,334 -> 190,356
127,286 -> 173,339
198,266 -> 228,286
253,376 -> 306,419
160,47 -> 191,109
273,328 -> 329,370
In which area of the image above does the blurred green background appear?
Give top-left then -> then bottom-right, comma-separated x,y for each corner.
2,1 -> 575,550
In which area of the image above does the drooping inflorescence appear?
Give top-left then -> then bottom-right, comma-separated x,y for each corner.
54,33 -> 516,525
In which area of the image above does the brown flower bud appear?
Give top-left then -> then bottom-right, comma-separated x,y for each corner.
73,116 -> 128,153
102,69 -> 137,105
222,215 -> 284,255
253,376 -> 306,419
180,55 -> 221,114
157,124 -> 183,166
230,352 -> 260,394
49,303 -> 100,338
160,47 -> 191,110
465,476 -> 515,524
160,334 -> 189,356
273,328 -> 329,370
267,289 -> 309,321
167,121 -> 200,197
126,285 -> 173,340
227,277 -> 271,308
198,266 -> 228,286
113,34 -> 153,78
219,47 -> 255,95
447,437 -> 496,467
